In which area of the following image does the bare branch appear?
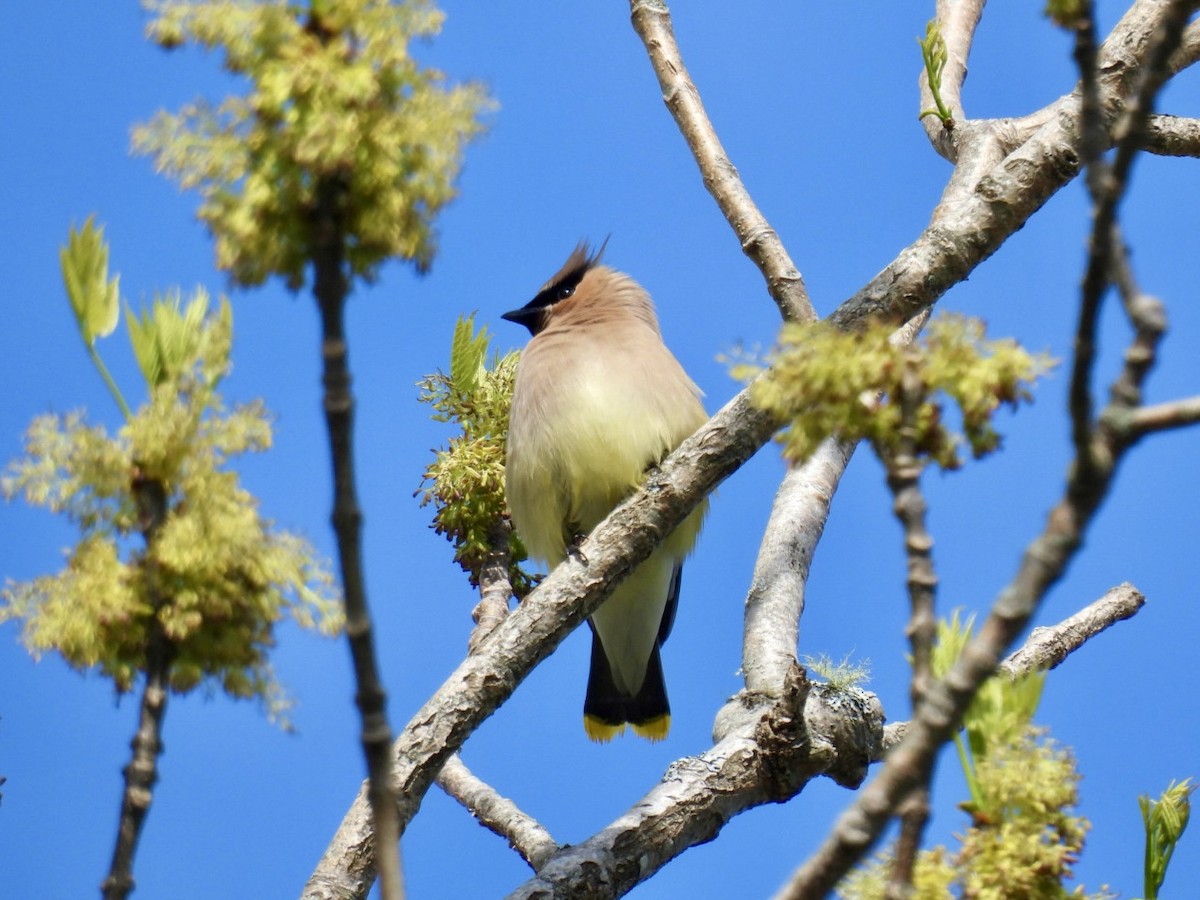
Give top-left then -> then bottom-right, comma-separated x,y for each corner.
468,519 -> 516,654
1068,1 -> 1109,469
1109,1 -> 1197,189
102,476 -> 173,900
628,0 -> 815,324
508,665 -> 883,899
1142,114 -> 1200,154
740,439 -> 856,695
881,366 -> 940,895
879,583 -> 1146,755
998,583 -> 1145,679
311,173 -> 404,900
435,755 -> 559,871
1125,395 -> 1200,434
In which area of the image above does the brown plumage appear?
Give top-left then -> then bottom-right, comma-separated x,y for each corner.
503,243 -> 707,741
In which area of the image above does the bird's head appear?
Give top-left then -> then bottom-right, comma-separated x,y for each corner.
502,240 -> 661,338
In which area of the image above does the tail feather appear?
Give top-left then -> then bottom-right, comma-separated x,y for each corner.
583,632 -> 670,742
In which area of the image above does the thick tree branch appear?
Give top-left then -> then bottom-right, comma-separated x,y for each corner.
628,0 -> 815,324
739,439 -> 856,696
312,172 -> 403,900
1143,113 -> 1200,153
506,581 -> 1145,899
435,755 -> 559,871
508,666 -> 882,899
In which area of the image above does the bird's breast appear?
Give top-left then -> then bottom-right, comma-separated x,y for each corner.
506,330 -> 704,563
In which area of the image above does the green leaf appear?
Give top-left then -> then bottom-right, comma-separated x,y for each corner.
60,216 -> 121,346
1142,778 -> 1195,900
449,313 -> 489,395
126,304 -> 163,388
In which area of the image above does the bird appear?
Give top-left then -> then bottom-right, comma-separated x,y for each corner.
502,242 -> 707,742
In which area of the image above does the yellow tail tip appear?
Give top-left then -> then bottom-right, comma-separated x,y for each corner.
631,715 -> 670,742
583,714 -> 670,743
584,716 -> 625,743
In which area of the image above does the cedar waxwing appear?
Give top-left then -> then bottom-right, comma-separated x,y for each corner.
502,243 -> 707,741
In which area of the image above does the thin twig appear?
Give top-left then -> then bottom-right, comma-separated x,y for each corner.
436,755 -> 559,871
628,0 -> 815,324
882,363 -> 940,896
311,171 -> 403,900
880,582 -> 1146,754
1068,2 -> 1107,470
101,475 -> 173,900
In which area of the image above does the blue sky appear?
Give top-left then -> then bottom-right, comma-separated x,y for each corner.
2,2 -> 1198,897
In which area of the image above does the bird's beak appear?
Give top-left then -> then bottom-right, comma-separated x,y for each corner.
501,304 -> 546,336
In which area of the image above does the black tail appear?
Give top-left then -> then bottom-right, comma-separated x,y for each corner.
583,634 -> 670,742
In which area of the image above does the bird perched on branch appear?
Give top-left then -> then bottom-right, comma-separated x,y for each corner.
502,243 -> 707,741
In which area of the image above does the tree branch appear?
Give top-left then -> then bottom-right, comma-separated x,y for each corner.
920,0 -> 987,161
1124,395 -> 1200,434
997,582 -> 1145,679
435,755 -> 559,871
311,172 -> 403,900
882,366 -> 940,897
102,475 -> 173,900
468,518 -> 516,654
1142,113 -> 1200,154
628,0 -> 815,324
739,439 -> 856,696
506,581 -> 1146,898
508,665 -> 882,898
773,5 -> 1190,893
880,582 -> 1147,755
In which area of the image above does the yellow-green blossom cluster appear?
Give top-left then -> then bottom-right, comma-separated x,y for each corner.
134,0 -> 492,288
417,315 -> 536,596
734,315 -> 1053,469
3,295 -> 340,713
